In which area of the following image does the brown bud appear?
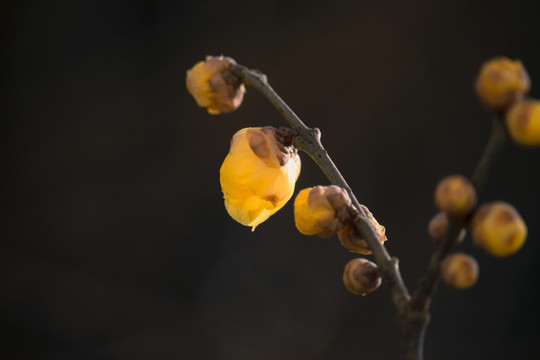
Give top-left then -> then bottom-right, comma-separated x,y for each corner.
343,258 -> 382,295
338,206 -> 387,254
294,185 -> 352,238
434,175 -> 477,217
440,253 -> 479,290
246,127 -> 298,168
475,57 -> 530,111
428,212 -> 466,248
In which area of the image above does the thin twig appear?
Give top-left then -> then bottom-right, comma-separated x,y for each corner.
412,117 -> 508,309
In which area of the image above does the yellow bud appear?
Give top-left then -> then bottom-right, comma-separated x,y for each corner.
220,127 -> 301,230
434,175 -> 477,217
506,100 -> 540,146
294,185 -> 351,238
472,202 -> 527,257
475,57 -> 530,111
440,253 -> 479,290
337,206 -> 387,254
343,258 -> 382,296
427,212 -> 466,248
186,56 -> 245,114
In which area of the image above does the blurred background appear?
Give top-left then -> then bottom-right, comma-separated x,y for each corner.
3,0 -> 540,359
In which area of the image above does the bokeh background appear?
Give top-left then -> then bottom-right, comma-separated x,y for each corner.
3,0 -> 540,359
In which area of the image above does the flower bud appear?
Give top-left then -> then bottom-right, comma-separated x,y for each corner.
428,212 -> 466,248
471,202 -> 527,257
475,57 -> 530,111
505,100 -> 540,146
294,185 -> 351,237
343,258 -> 382,295
440,253 -> 479,290
337,206 -> 387,254
186,56 -> 245,114
434,175 -> 477,217
220,127 -> 301,230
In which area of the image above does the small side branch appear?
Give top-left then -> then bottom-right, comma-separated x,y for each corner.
412,117 -> 509,309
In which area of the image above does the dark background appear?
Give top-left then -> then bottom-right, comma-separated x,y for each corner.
3,0 -> 540,359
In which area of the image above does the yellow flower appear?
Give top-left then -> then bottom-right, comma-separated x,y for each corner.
186,56 -> 245,114
294,185 -> 351,238
475,57 -> 530,111
506,100 -> 540,146
220,127 -> 301,230
472,202 -> 527,257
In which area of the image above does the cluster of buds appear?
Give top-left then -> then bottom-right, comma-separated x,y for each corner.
293,186 -> 387,295
433,57 -> 535,290
294,187 -> 386,248
475,57 -> 540,146
430,173 -> 527,289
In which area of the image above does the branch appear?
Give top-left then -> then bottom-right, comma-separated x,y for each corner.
412,117 -> 509,309
231,64 -> 411,310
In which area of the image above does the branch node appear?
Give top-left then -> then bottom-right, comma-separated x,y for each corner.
312,127 -> 321,141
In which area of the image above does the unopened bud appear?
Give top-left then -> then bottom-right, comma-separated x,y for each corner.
343,258 -> 382,295
434,175 -> 476,217
475,57 -> 530,111
186,55 -> 245,114
472,202 -> 527,257
294,185 -> 351,237
440,253 -> 479,290
506,100 -> 540,146
428,212 -> 466,248
338,206 -> 387,255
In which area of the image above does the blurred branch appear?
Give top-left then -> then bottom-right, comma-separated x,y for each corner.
405,117 -> 509,359
413,117 -> 509,308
